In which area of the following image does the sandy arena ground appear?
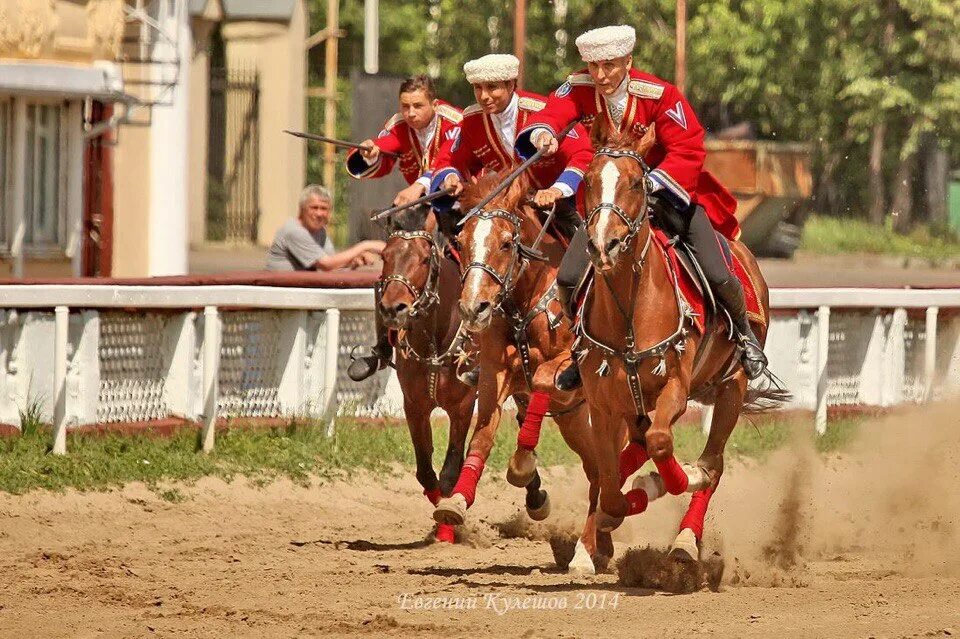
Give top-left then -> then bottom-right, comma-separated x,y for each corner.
1,403 -> 959,638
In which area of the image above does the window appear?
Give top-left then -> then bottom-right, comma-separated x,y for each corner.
24,103 -> 65,249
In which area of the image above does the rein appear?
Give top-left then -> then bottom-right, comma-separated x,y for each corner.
577,147 -> 691,415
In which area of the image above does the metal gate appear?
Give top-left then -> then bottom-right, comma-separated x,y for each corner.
207,68 -> 260,243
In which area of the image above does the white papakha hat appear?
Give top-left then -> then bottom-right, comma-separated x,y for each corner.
575,25 -> 636,62
463,54 -> 520,84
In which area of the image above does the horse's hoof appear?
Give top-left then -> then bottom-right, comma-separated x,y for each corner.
506,449 -> 537,487
526,491 -> 551,521
596,510 -> 624,533
670,527 -> 700,562
434,523 -> 456,544
683,464 -> 710,493
433,494 -> 468,526
632,471 -> 666,502
567,539 -> 596,576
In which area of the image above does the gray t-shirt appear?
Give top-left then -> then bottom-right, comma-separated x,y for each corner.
265,219 -> 336,271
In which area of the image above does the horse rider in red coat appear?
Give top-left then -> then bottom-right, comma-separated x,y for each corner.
427,53 -> 594,244
345,75 -> 464,382
515,25 -> 768,388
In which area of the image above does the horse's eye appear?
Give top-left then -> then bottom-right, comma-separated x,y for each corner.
631,176 -> 646,192
500,240 -> 512,251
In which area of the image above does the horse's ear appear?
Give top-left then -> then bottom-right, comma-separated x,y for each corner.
635,123 -> 656,156
589,116 -> 611,149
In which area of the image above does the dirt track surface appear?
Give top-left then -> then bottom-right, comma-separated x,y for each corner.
1,404 -> 959,638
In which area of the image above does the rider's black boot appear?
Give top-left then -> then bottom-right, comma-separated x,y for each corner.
715,278 -> 767,380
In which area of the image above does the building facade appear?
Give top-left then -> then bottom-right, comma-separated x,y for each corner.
0,0 -> 306,278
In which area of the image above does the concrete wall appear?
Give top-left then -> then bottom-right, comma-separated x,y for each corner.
187,17 -> 217,247
221,1 -> 306,246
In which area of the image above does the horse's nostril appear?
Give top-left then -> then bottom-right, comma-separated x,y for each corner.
605,237 -> 621,255
393,303 -> 408,315
476,301 -> 491,316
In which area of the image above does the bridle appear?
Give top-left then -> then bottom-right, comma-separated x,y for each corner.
380,227 -> 474,401
380,229 -> 441,319
459,205 -> 566,394
584,147 -> 654,262
576,145 -> 691,415
460,208 -> 526,312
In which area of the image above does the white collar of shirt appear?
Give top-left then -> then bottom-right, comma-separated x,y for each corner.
491,92 -> 519,151
606,76 -> 629,126
414,115 -> 438,153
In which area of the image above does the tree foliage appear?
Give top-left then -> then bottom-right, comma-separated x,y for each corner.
307,0 -> 960,231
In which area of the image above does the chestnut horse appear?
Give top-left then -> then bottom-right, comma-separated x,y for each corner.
378,205 -> 478,544
431,173 -> 642,574
579,121 -> 784,560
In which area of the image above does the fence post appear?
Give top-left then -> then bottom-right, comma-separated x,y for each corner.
815,305 -> 830,436
201,306 -> 220,453
52,306 -> 69,455
883,308 -> 907,406
924,306 -> 939,400
323,308 -> 340,437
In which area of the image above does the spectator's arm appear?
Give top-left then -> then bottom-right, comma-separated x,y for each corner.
312,240 -> 385,271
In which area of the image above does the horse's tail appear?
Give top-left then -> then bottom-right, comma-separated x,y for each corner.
742,370 -> 793,415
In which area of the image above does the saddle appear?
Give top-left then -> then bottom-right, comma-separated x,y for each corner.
572,225 -> 764,333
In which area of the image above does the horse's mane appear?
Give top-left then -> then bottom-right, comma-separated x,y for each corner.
389,204 -> 429,232
459,170 -> 533,214
590,116 -> 656,154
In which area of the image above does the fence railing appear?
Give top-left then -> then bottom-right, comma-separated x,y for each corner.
0,283 -> 957,453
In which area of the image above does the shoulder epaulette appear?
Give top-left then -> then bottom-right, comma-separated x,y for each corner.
567,73 -> 595,86
462,103 -> 484,117
436,103 -> 463,123
628,80 -> 665,100
518,96 -> 546,112
383,112 -> 404,130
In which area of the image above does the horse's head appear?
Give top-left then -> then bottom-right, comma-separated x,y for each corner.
456,173 -> 534,333
378,204 -> 439,328
584,120 -> 657,271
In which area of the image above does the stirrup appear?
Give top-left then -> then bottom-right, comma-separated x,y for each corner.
457,366 -> 480,387
736,334 -> 767,381
347,344 -> 391,382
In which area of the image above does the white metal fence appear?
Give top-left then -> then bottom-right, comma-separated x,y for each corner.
0,284 -> 957,453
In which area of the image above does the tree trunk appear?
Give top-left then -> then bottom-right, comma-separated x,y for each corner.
890,145 -> 918,234
924,141 -> 949,228
868,121 -> 886,225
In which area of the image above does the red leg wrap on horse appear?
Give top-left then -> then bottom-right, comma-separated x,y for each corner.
453,453 -> 486,507
434,523 -> 456,544
625,488 -> 650,516
679,488 -> 714,539
423,486 -> 441,507
517,391 -> 551,450
655,456 -> 689,495
619,442 -> 650,486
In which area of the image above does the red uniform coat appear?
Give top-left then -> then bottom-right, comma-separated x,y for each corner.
346,101 -> 463,186
429,89 -> 593,206
516,68 -> 740,239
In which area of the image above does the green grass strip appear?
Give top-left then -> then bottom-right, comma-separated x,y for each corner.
0,415 -> 862,497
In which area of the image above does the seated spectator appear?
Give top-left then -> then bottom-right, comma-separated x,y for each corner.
266,184 -> 384,271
